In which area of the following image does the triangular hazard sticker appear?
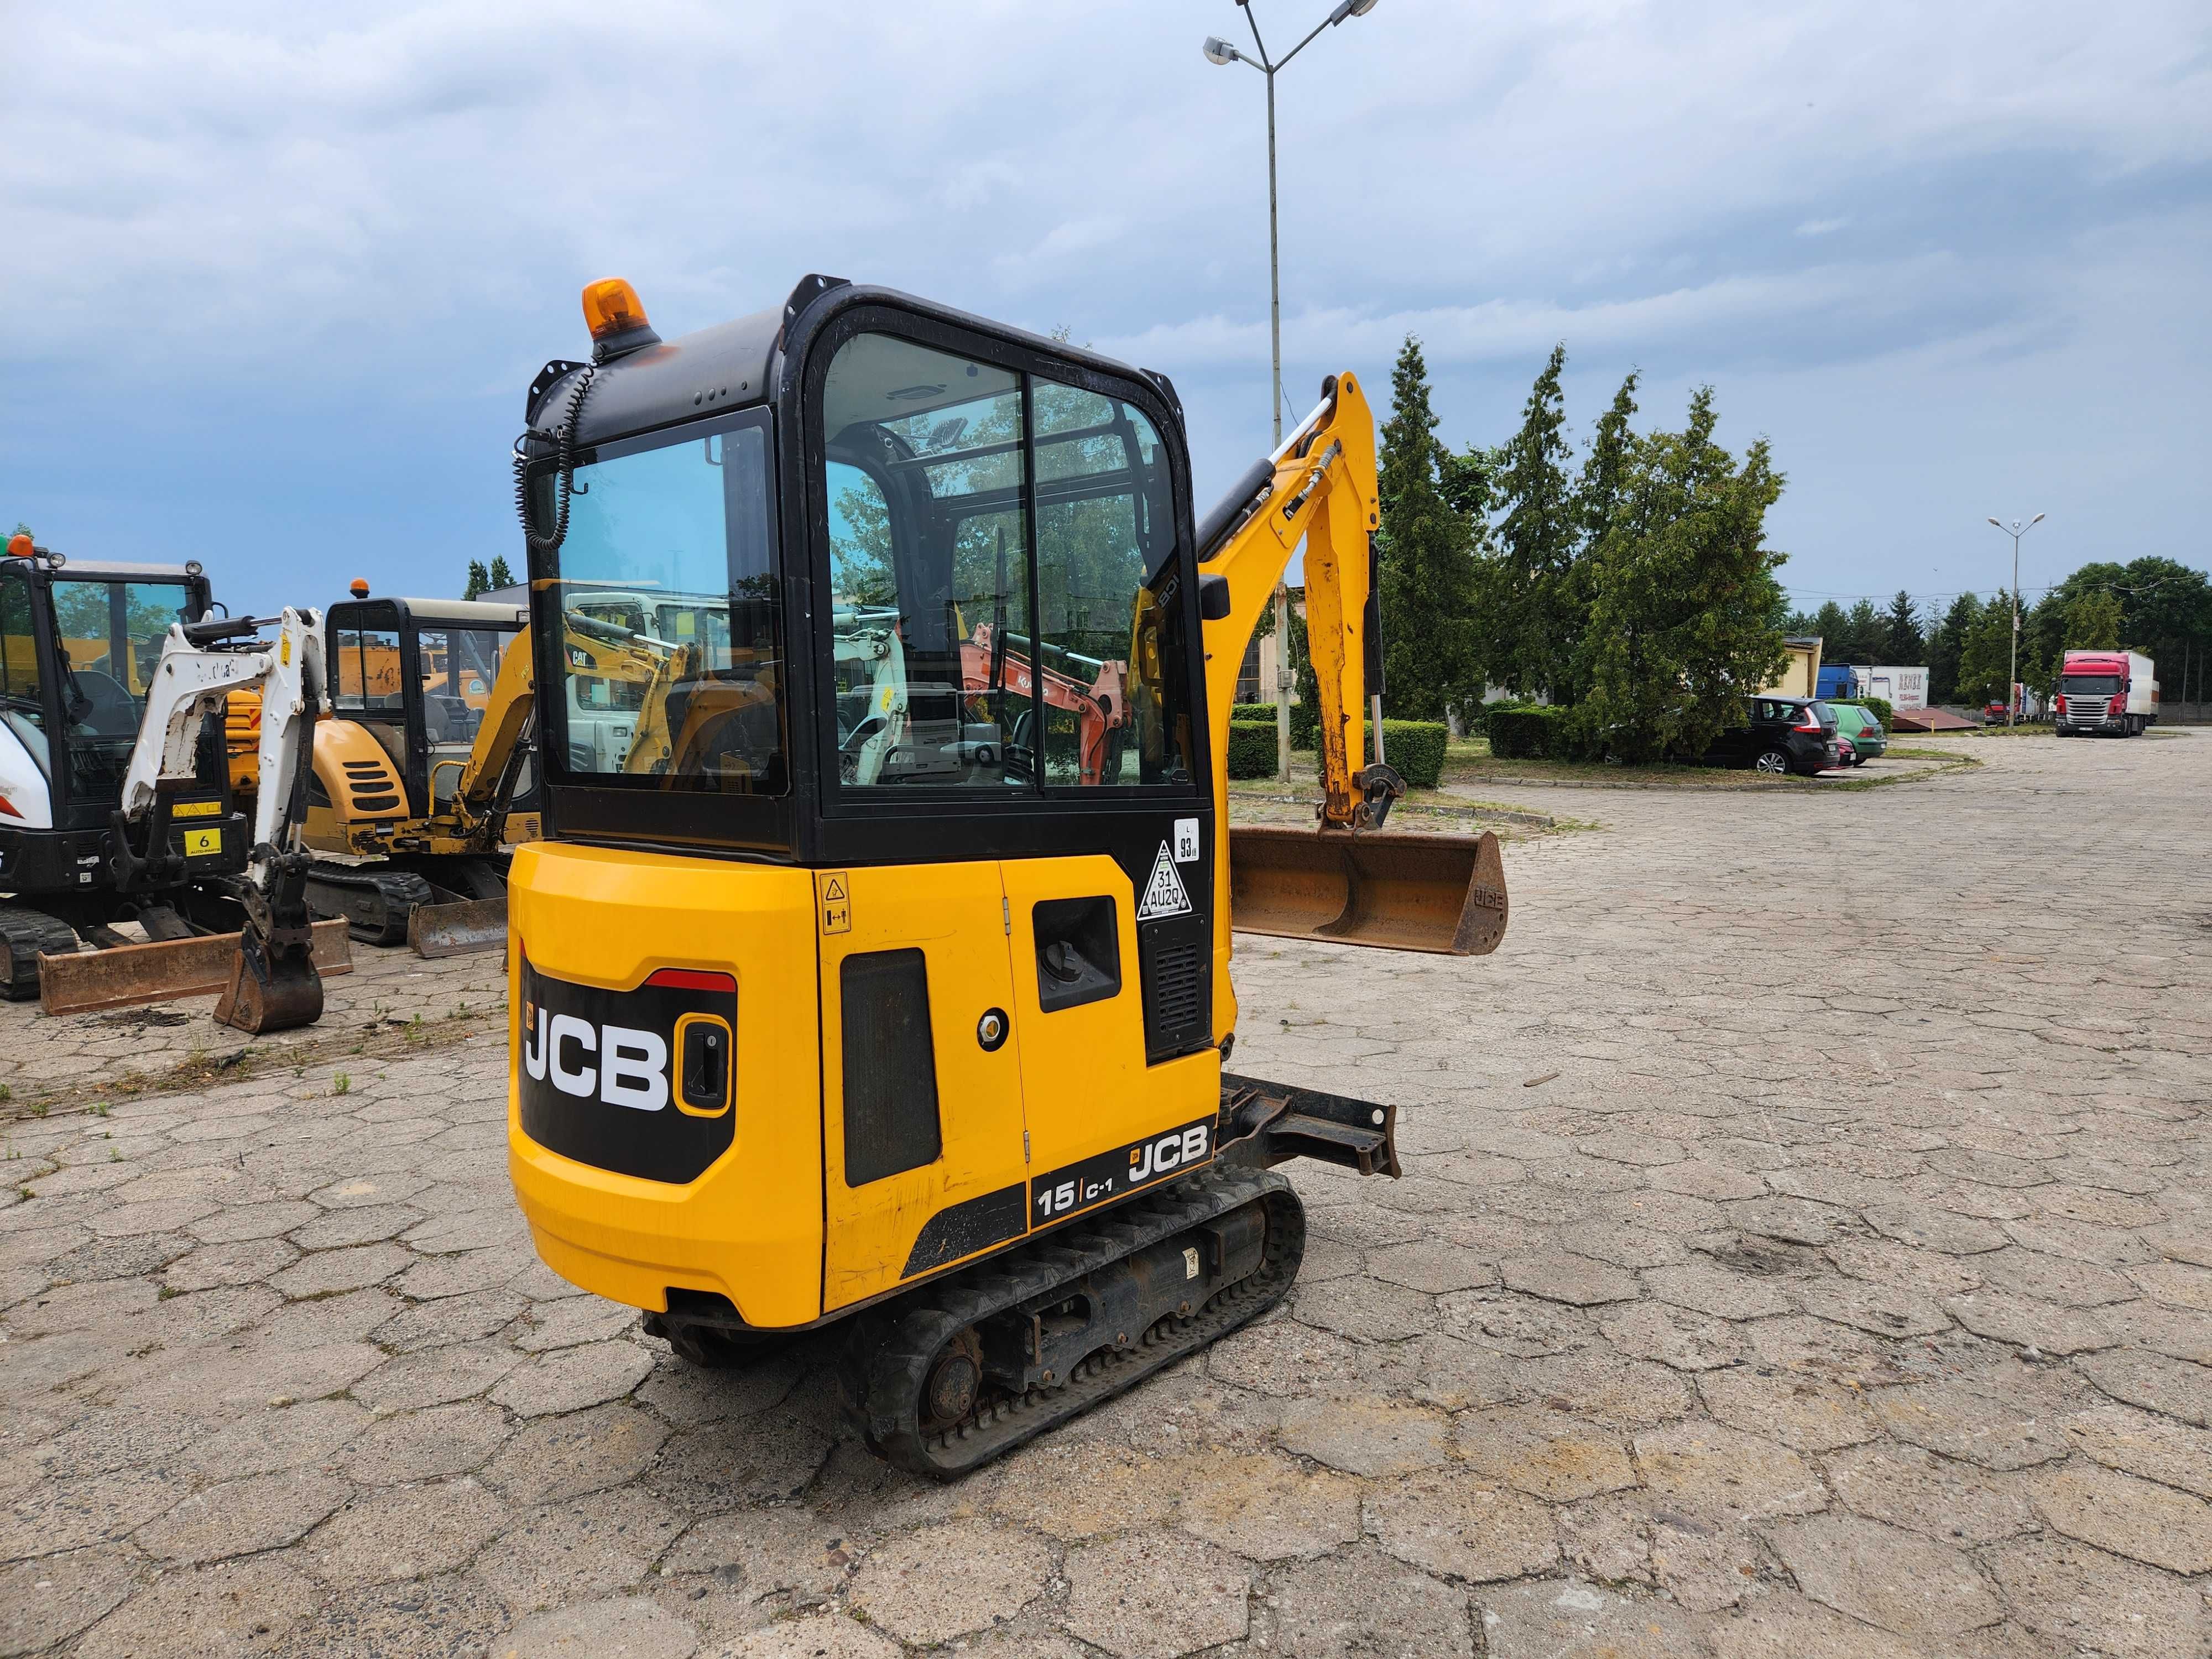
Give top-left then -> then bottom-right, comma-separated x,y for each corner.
1137,842 -> 1192,920
822,875 -> 847,902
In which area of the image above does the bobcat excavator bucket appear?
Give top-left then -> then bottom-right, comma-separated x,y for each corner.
1229,825 -> 1509,956
212,848 -> 326,1034
211,916 -> 326,1034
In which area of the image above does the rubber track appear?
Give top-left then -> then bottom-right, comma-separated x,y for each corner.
846,1166 -> 1306,1478
304,865 -> 438,947
0,905 -> 83,1002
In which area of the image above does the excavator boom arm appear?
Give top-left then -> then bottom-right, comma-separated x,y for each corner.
452,628 -> 537,818
1198,375 -> 1383,828
1194,374 -> 1509,966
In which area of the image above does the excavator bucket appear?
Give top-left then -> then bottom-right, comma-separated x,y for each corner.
1229,826 -> 1509,956
407,896 -> 508,959
211,925 -> 325,1035
36,920 -> 352,1018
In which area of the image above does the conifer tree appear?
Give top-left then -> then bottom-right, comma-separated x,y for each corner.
1881,589 -> 1924,664
462,559 -> 490,601
487,556 -> 515,591
1478,345 -> 1578,699
1373,335 -> 1480,721
1927,593 -> 1980,703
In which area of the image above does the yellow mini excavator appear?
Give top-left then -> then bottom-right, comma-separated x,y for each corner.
291,589 -> 539,952
504,276 -> 1507,1475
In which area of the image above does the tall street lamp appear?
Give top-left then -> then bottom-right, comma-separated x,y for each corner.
1204,0 -> 1381,782
1986,513 -> 2044,726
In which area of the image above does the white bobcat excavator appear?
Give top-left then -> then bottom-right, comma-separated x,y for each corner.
1,531 -> 332,1030
120,608 -> 332,1031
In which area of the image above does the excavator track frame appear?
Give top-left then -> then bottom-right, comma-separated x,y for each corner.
841,1166 -> 1303,1479
304,864 -> 440,946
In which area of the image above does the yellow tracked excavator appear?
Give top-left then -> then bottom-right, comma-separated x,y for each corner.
503,276 -> 1507,1476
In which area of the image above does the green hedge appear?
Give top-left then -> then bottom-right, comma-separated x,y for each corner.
1371,721 -> 1447,789
1485,704 -> 1575,760
1225,721 -> 1278,780
1222,717 -> 1448,787
1233,701 -> 1318,749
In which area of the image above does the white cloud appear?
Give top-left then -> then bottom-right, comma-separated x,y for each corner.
3,0 -> 2208,608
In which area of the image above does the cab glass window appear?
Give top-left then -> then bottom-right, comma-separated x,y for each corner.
332,629 -> 404,712
823,334 -> 1036,789
1032,382 -> 1192,787
817,331 -> 1193,795
534,414 -> 786,793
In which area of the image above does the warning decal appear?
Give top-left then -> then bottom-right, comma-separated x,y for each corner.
820,872 -> 852,935
1136,842 -> 1191,921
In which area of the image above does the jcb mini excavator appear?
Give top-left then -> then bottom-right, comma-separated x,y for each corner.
505,276 -> 1507,1475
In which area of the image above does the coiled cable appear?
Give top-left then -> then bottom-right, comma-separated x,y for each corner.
512,365 -> 597,556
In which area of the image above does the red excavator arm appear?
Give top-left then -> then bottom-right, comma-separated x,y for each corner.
959,625 -> 1129,787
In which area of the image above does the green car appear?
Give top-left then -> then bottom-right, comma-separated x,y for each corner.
1830,703 -> 1887,763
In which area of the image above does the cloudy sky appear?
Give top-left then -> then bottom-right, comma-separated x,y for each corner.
7,1 -> 2209,620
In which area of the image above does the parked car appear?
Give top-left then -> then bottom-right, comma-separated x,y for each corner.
1835,733 -> 1858,768
1829,703 -> 1887,763
1702,697 -> 1841,776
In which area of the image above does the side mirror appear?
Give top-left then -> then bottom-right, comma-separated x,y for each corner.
1198,573 -> 1232,622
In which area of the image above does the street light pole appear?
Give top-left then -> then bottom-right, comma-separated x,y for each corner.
1986,513 -> 2044,727
1204,0 -> 1380,783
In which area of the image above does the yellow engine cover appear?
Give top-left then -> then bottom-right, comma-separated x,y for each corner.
507,842 -> 1225,1331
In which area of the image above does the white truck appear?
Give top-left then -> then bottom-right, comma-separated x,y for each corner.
2054,649 -> 2158,738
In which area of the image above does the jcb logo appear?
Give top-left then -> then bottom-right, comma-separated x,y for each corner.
521,1006 -> 667,1112
1129,1123 -> 1210,1181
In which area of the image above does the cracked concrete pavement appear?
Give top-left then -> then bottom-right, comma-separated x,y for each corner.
1,728 -> 2205,1656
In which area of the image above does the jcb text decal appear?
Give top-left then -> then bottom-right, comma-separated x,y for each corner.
1030,1117 -> 1214,1225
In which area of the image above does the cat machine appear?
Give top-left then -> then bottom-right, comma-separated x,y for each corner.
503,276 -> 1508,1477
297,591 -> 537,951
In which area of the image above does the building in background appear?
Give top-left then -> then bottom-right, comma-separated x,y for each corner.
1760,637 -> 1824,699
1234,586 -> 1303,707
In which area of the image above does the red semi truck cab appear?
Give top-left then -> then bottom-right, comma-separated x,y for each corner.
2054,650 -> 2158,738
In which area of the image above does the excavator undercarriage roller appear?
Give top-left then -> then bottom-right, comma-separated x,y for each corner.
840,1167 -> 1304,1478
1229,825 -> 1509,956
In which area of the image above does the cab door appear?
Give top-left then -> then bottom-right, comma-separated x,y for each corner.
816,860 -> 1030,1311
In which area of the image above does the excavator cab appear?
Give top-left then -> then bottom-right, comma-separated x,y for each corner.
0,545 -> 255,995
505,278 -> 1504,1476
316,596 -> 531,826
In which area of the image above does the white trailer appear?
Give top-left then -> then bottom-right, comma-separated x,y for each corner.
1855,665 -> 1928,711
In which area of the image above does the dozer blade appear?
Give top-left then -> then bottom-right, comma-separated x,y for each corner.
37,920 -> 352,1018
1229,826 -> 1509,956
212,925 -> 326,1035
407,896 -> 508,959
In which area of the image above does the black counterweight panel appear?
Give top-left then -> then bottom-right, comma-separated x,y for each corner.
841,948 -> 943,1185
